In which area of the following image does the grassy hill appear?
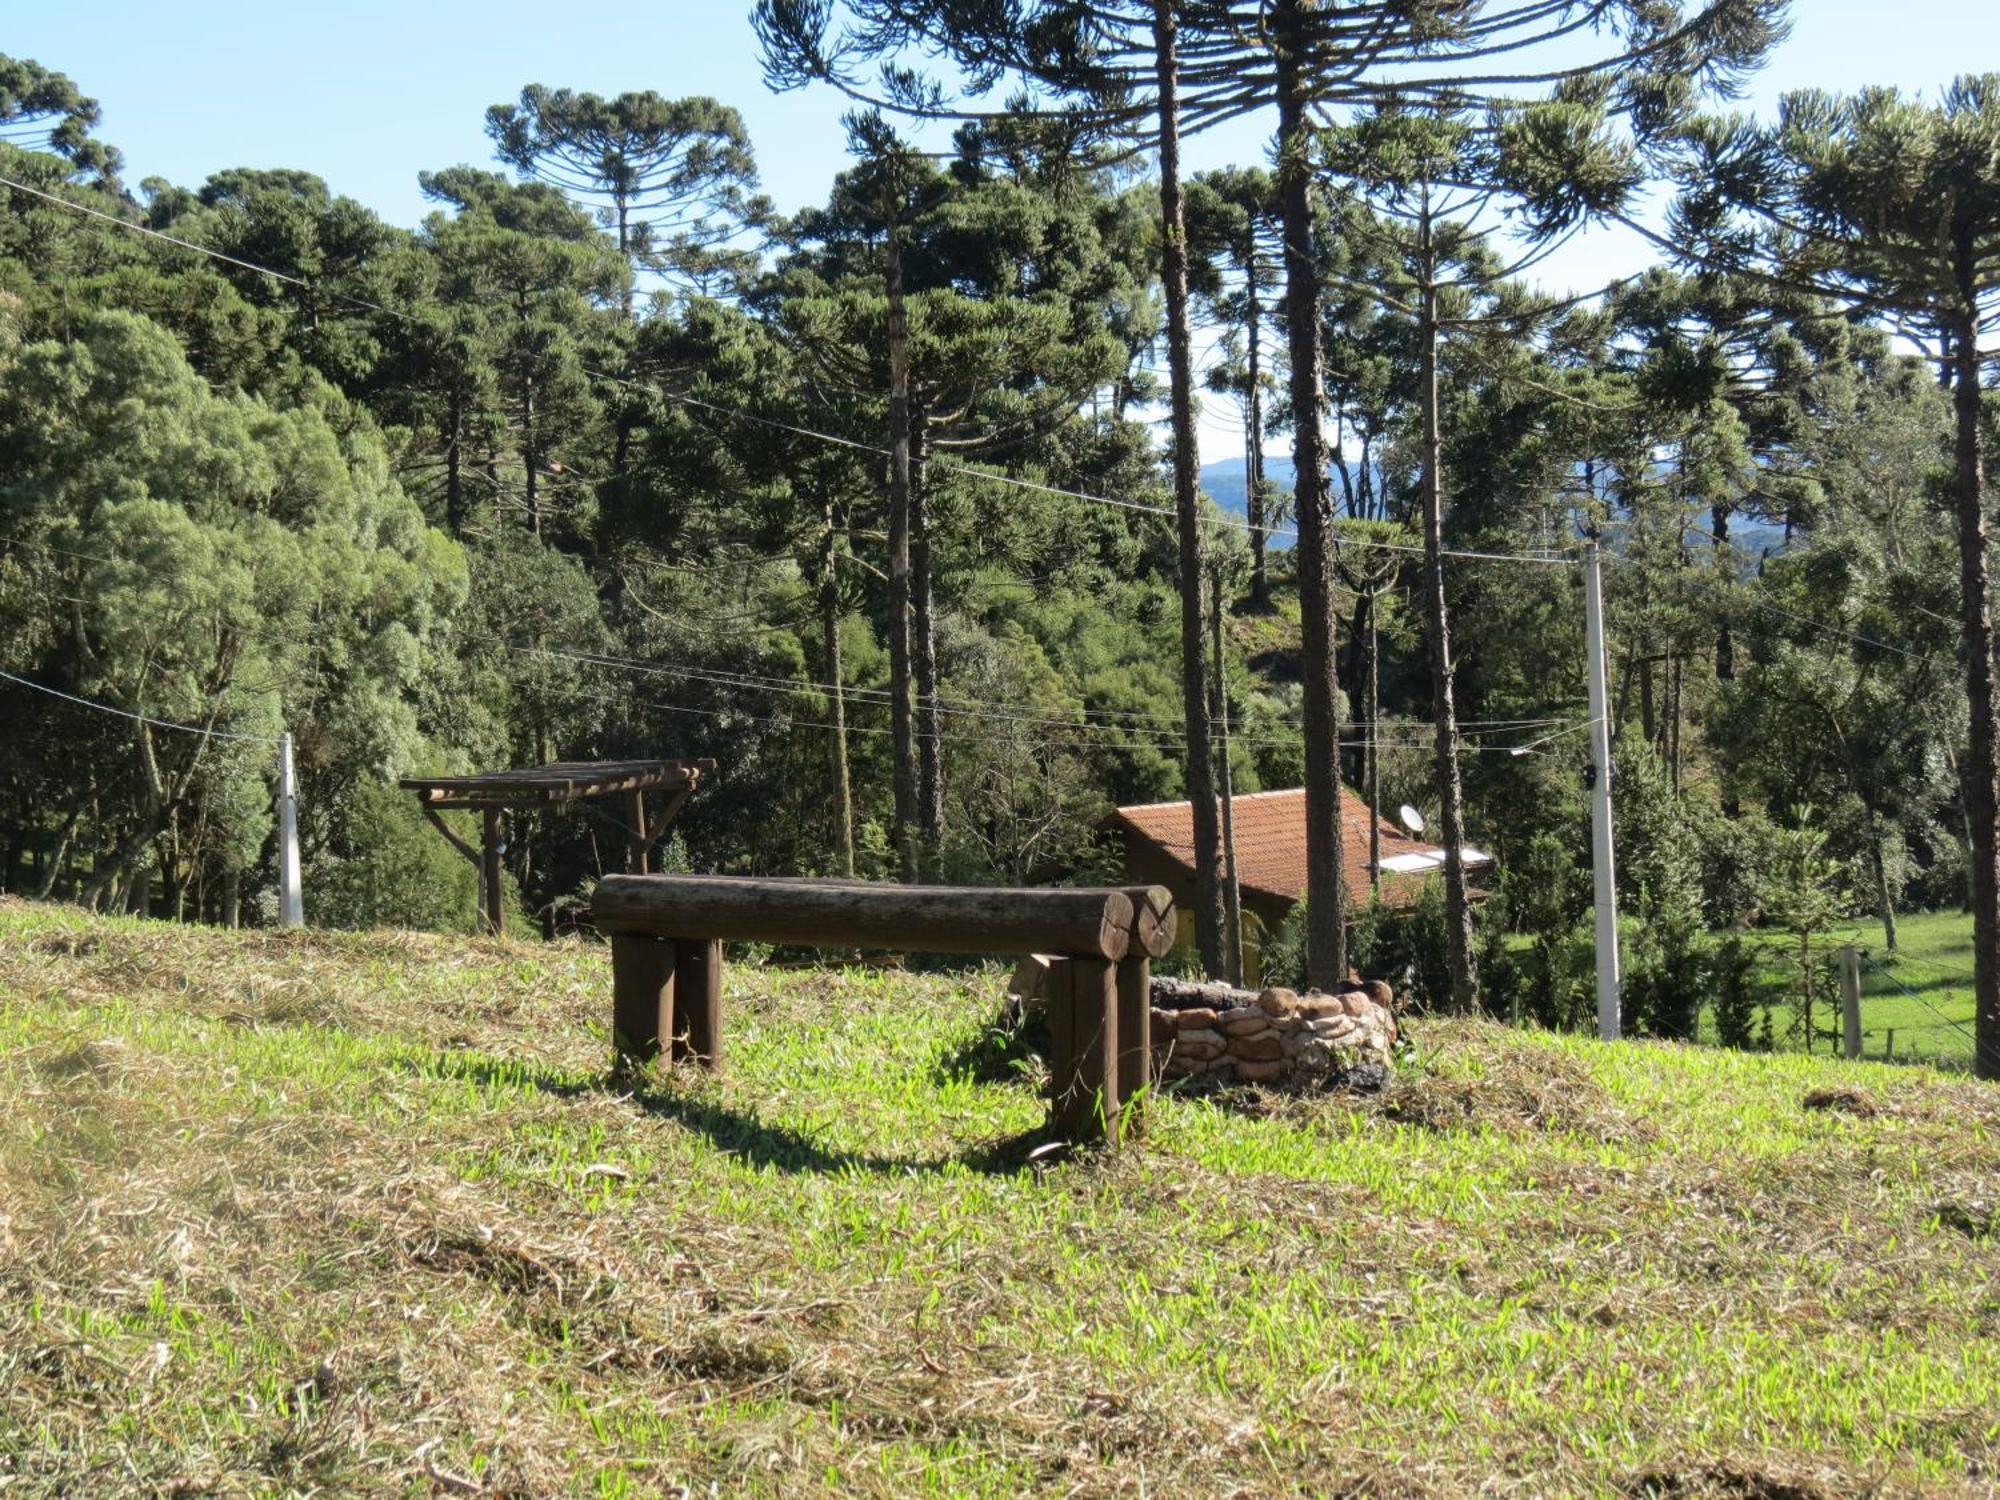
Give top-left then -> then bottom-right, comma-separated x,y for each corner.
2,899 -> 1997,1497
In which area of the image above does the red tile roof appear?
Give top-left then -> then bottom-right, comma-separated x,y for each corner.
1109,786 -> 1484,909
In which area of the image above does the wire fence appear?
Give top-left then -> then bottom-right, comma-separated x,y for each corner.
1691,927 -> 1989,1074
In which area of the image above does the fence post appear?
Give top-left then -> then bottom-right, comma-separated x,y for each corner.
1839,944 -> 1862,1060
277,731 -> 303,929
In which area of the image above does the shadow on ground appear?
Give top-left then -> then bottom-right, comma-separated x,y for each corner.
404,1050 -> 1061,1178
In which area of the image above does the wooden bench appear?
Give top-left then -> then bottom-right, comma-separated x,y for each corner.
589,875 -> 1175,1145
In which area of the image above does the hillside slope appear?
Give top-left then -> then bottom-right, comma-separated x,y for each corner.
2,899 -> 1996,1496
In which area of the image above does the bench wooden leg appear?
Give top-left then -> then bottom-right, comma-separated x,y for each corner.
1114,955 -> 1151,1141
611,933 -> 675,1071
1049,955 -> 1119,1145
672,937 -> 723,1069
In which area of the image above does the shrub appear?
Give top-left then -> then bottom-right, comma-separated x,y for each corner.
307,780 -> 482,933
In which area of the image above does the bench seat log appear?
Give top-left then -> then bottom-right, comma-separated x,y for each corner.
594,875 -> 1133,961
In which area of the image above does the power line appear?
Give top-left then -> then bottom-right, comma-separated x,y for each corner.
4,531 -> 1579,751
0,667 -> 279,743
0,168 -> 1580,569
515,636 -> 1574,740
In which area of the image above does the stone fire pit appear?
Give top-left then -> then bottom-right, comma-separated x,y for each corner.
1150,978 -> 1398,1087
1011,961 -> 1399,1090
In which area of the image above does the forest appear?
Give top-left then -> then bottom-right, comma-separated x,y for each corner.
1,6 -> 1997,1075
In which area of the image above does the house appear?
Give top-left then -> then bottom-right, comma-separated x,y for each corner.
1105,786 -> 1492,977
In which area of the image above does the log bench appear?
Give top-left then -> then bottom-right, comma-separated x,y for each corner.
589,875 -> 1175,1145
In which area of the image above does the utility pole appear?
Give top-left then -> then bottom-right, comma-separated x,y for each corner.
1584,540 -> 1621,1039
277,731 -> 303,929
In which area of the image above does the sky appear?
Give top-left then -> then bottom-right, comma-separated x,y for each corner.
9,1 -> 1996,461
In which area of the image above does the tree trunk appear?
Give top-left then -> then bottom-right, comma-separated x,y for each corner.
446,390 -> 466,533
1368,584 -> 1382,900
1210,574 -> 1244,986
36,801 -> 84,901
1274,0 -> 1347,989
885,223 -> 919,881
1153,0 -> 1224,978
1244,253 -> 1269,612
1418,226 -> 1478,1014
1872,825 -> 1899,954
911,407 -> 945,878
1712,501 -> 1735,681
822,501 -> 857,879
1948,288 -> 1998,1080
523,376 -> 540,538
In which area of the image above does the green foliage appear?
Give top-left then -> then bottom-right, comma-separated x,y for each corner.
1757,813 -> 1852,1053
0,40 -> 1987,1060
1484,832 -> 1593,1031
307,781 -> 480,932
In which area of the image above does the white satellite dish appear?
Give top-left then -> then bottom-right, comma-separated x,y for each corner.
1398,804 -> 1427,835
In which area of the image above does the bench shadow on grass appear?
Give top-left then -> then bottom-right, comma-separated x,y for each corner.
408,1051 -> 1056,1178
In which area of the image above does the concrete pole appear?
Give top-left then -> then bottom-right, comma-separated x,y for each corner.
277,731 -> 303,929
1584,540 -> 1621,1040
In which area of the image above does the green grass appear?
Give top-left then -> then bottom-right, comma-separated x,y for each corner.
3,898 -> 1998,1496
1719,909 -> 1981,1069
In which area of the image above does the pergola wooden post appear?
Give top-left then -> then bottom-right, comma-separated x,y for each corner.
401,759 -> 714,936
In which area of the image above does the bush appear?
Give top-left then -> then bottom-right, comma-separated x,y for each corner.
307,780 -> 483,933
1710,934 -> 1778,1051
1482,831 -> 1592,1030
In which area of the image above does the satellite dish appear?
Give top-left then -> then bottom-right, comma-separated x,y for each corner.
1398,804 -> 1427,835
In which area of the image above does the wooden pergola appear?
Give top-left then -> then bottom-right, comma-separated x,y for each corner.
400,759 -> 714,935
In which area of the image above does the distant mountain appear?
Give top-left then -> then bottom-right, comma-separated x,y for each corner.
1200,455 -> 1294,515
1200,456 -> 1792,568
1201,456 -> 1296,549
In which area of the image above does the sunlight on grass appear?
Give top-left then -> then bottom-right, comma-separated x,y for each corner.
2,897 -> 1997,1496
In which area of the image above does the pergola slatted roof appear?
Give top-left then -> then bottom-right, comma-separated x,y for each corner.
400,758 -> 714,806
400,758 -> 716,934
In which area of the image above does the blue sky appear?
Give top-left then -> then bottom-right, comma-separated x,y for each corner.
9,1 -> 1995,460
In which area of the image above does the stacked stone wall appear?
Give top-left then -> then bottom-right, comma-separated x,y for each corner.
1150,981 -> 1397,1086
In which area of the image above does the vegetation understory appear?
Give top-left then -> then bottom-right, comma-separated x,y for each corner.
3,899 -> 1996,1497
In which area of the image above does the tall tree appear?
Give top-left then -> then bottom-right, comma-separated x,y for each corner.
486,87 -> 764,305
1189,167 -> 1283,610
1150,0 -> 1227,975
1669,76 -> 2000,1073
0,54 -> 121,185
754,0 -> 1781,989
